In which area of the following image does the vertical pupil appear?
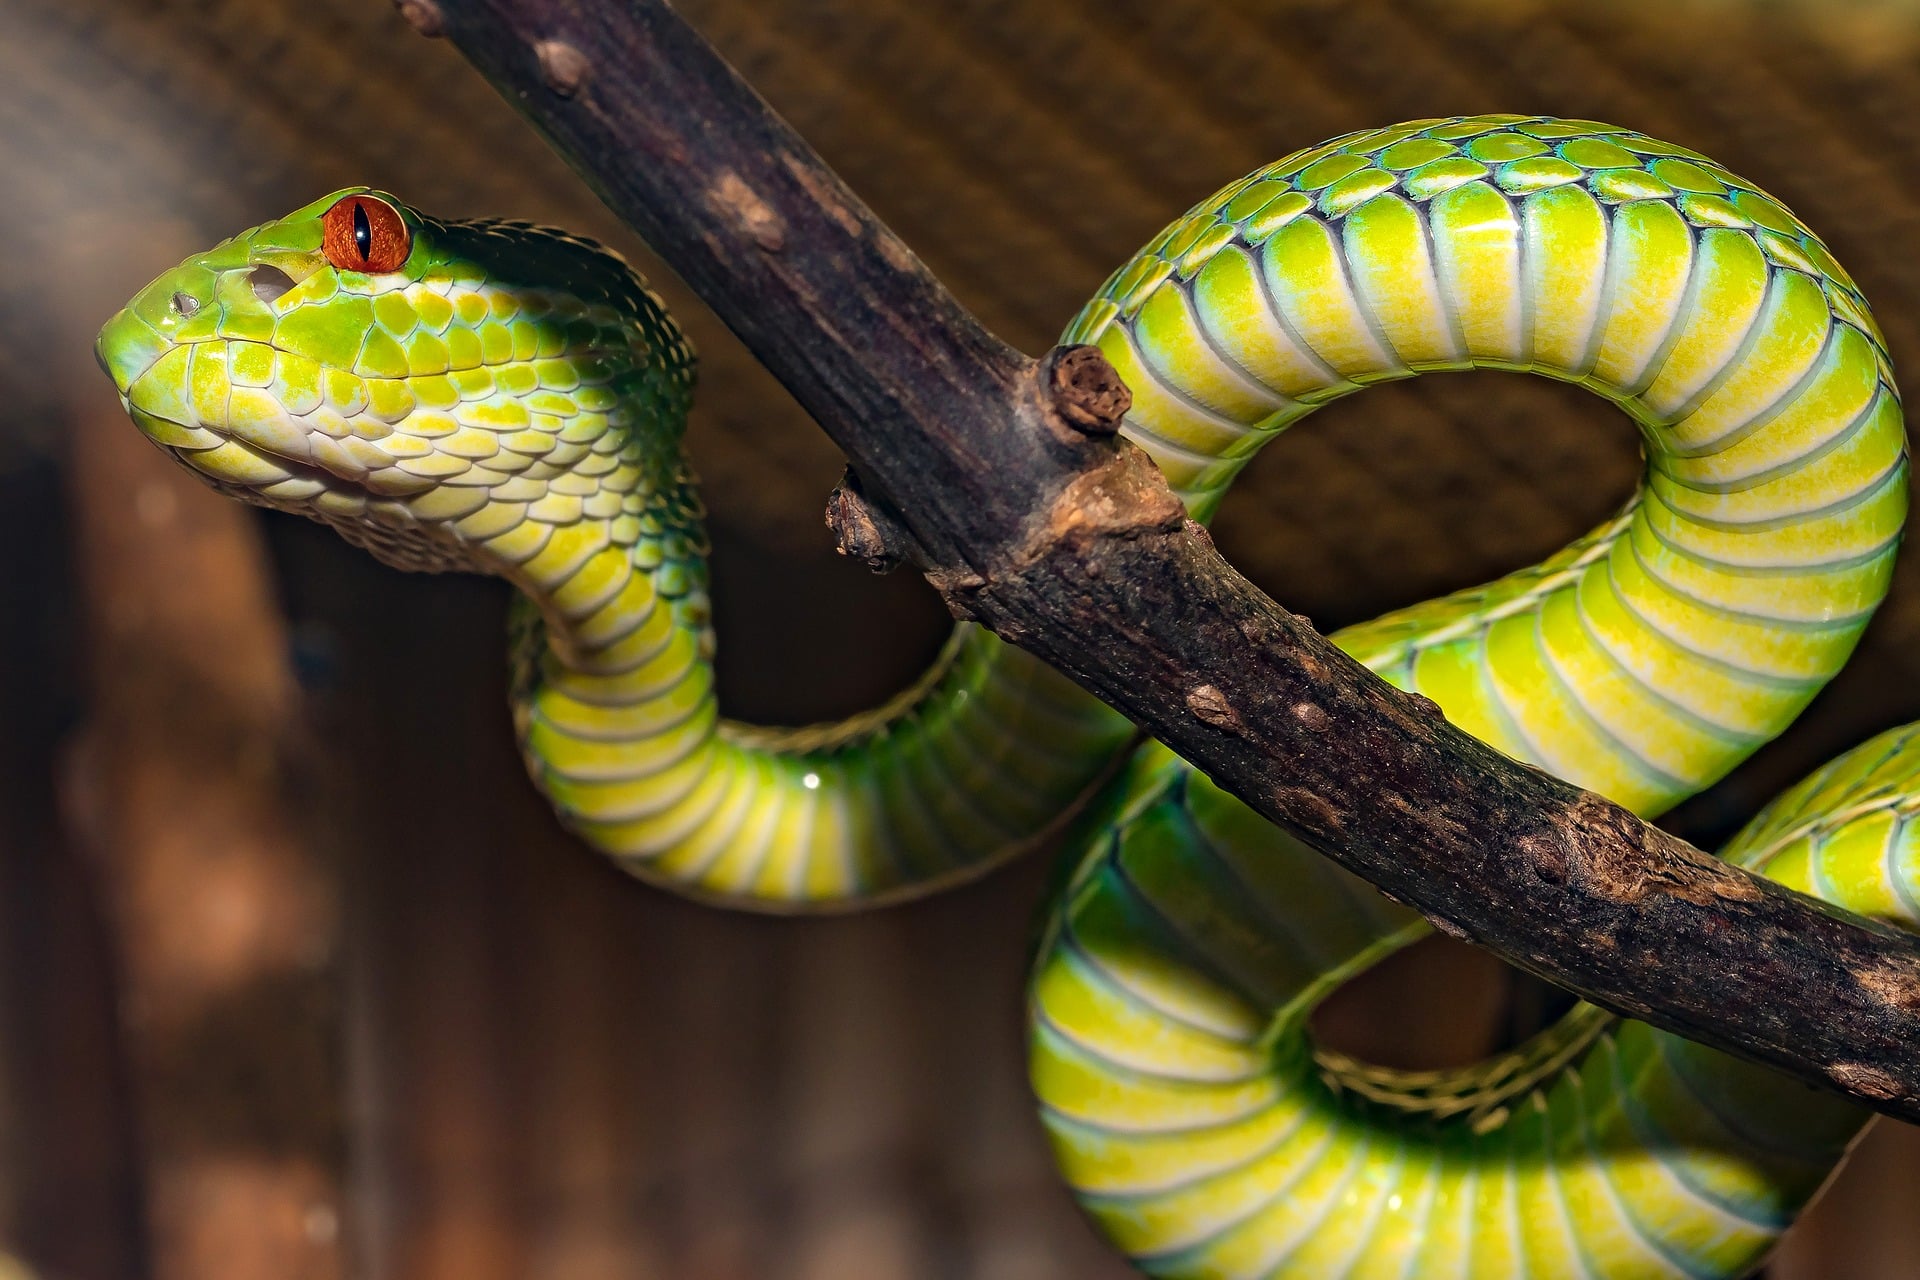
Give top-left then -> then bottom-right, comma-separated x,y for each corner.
352,202 -> 372,261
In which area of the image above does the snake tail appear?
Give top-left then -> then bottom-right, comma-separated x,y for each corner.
1031,115 -> 1907,1279
96,193 -> 1133,910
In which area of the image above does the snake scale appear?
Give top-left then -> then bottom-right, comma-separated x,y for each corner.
97,116 -> 1914,1277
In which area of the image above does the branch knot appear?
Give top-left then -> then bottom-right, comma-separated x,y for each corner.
535,39 -> 592,96
1186,684 -> 1243,733
1042,345 -> 1131,437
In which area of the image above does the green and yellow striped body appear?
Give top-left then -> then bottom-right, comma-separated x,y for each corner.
1031,743 -> 1896,1279
96,114 -> 1914,1276
1033,115 -> 1909,1277
1065,114 -> 1902,814
96,194 -> 1133,909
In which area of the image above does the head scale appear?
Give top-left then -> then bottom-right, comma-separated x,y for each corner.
96,189 -> 697,577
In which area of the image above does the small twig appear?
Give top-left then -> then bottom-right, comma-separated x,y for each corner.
420,0 -> 1920,1120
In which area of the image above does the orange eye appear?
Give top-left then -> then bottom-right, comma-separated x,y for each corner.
321,194 -> 411,274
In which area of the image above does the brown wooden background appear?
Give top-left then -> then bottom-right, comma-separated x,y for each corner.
4,0 -> 1920,1275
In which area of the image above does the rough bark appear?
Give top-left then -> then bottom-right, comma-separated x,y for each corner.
411,0 -> 1920,1121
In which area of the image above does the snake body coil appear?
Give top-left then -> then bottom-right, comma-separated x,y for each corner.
96,194 -> 1134,907
98,116 -> 1913,1277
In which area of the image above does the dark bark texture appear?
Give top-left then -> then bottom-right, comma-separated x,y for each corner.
412,0 -> 1920,1121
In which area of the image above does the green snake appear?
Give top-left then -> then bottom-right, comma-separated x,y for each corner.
96,116 -> 1912,1277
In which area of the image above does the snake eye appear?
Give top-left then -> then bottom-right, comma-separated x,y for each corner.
321,194 -> 411,274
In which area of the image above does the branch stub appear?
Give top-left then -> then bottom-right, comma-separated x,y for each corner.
826,469 -> 911,573
1043,345 -> 1131,437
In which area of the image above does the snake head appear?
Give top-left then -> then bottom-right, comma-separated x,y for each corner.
96,189 -> 697,578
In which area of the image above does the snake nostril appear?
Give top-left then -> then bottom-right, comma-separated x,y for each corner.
247,264 -> 297,307
169,291 -> 200,318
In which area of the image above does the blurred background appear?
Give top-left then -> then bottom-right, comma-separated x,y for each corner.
4,0 -> 1920,1276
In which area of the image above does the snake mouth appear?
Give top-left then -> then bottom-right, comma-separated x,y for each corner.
120,388 -> 327,495
136,401 -> 481,576
111,329 -> 486,578
101,305 -> 391,497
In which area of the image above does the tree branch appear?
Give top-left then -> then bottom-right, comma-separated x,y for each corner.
409,0 -> 1920,1121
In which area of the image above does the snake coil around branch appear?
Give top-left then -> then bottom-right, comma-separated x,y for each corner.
98,108 -> 1915,1277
